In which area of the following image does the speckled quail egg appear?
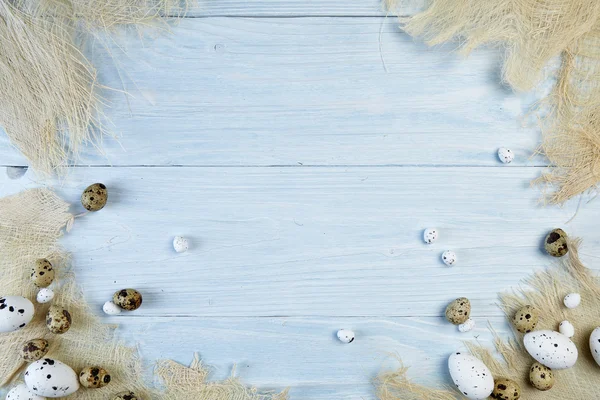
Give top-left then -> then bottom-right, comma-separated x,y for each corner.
544,228 -> 568,257
441,250 -> 457,266
336,329 -> 355,343
423,228 -> 438,244
112,391 -> 140,400
529,362 -> 554,391
31,259 -> 54,288
564,292 -> 581,309
558,320 -> 575,338
20,339 -> 49,362
36,288 -> 54,304
512,305 -> 539,333
79,366 -> 111,388
113,289 -> 142,311
492,378 -> 521,400
46,305 -> 72,334
103,301 -> 122,315
173,236 -> 189,253
81,183 -> 108,212
498,147 -> 514,163
445,297 -> 471,325
458,318 -> 476,333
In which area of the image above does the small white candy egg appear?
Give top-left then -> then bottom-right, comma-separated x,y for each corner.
173,236 -> 189,253
498,147 -> 514,164
102,301 -> 122,315
559,320 -> 575,338
423,228 -> 438,244
337,329 -> 355,343
564,293 -> 581,309
36,288 -> 54,304
458,318 -> 476,333
442,250 -> 457,266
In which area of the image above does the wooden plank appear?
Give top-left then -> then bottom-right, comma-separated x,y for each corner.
0,17 -> 540,167
110,315 -> 509,399
2,166 -> 595,317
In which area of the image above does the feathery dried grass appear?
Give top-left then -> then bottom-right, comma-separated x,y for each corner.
385,0 -> 600,203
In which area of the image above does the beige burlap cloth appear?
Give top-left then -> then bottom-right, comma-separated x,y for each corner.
0,188 -> 287,400
376,238 -> 600,399
386,0 -> 600,204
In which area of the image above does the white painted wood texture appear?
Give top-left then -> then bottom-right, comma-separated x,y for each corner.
0,3 -> 594,399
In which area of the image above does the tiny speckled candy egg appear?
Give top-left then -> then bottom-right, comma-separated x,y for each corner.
544,228 -> 568,257
491,378 -> 521,400
445,297 -> 471,325
112,391 -> 140,400
46,305 -> 72,334
79,366 -> 111,389
558,320 -> 575,338
6,383 -> 45,400
423,228 -> 438,244
36,288 -> 54,304
498,147 -> 514,164
529,362 -> 554,391
173,236 -> 189,253
512,305 -> 539,333
113,289 -> 142,311
458,318 -> 476,333
441,250 -> 456,266
81,183 -> 108,212
20,339 -> 49,362
564,292 -> 581,309
337,329 -> 355,343
103,301 -> 122,315
31,259 -> 55,288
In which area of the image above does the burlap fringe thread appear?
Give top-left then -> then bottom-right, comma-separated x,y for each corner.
385,0 -> 600,204
0,188 -> 288,400
375,238 -> 600,399
0,0 -> 187,174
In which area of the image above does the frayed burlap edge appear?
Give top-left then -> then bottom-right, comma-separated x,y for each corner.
376,238 -> 600,399
0,188 -> 288,400
384,0 -> 600,204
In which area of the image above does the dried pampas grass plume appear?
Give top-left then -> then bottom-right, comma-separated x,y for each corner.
0,0 -> 187,174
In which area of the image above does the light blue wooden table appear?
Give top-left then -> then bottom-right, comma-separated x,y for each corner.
1,2 -> 600,398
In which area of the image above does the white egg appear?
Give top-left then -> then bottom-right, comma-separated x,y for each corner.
25,358 -> 79,398
564,293 -> 581,309
36,289 -> 54,304
0,296 -> 35,333
6,383 -> 46,400
442,250 -> 457,266
589,327 -> 600,367
173,236 -> 189,253
448,352 -> 494,399
423,228 -> 438,244
102,301 -> 122,315
336,329 -> 355,343
558,320 -> 575,338
497,147 -> 514,164
458,318 -> 475,333
524,330 -> 578,369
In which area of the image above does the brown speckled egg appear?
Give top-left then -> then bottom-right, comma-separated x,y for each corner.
79,366 -> 111,388
81,183 -> 108,212
512,305 -> 539,333
31,258 -> 55,288
46,305 -> 72,334
529,362 -> 554,391
491,378 -> 521,400
113,289 -> 142,311
112,391 -> 140,400
445,297 -> 471,325
20,338 -> 49,362
544,228 -> 568,257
